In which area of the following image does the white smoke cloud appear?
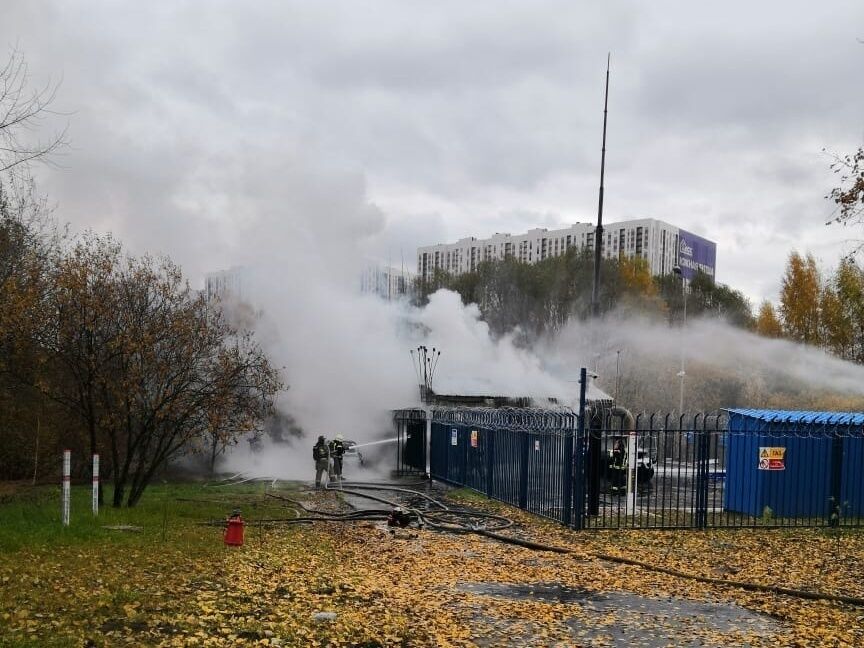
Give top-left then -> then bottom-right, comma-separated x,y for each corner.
545,314 -> 864,411
202,141 -> 864,480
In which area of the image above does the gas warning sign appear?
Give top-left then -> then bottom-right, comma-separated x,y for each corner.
758,447 -> 786,471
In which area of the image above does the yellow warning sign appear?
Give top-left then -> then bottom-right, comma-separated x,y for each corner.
759,447 -> 785,460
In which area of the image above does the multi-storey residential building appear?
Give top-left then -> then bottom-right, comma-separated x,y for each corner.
205,263 -> 414,305
360,263 -> 414,300
205,266 -> 253,303
417,218 -> 716,282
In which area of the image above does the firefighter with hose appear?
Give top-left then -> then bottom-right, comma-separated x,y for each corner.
329,434 -> 345,482
313,435 -> 329,489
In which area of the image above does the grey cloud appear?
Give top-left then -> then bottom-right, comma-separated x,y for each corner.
0,0 -> 861,301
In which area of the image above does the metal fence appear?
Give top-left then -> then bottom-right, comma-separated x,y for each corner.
393,409 -> 427,476
393,402 -> 864,530
429,408 -> 577,525
584,410 -> 864,529
583,410 -> 726,530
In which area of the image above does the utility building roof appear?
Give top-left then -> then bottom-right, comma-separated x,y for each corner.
726,408 -> 864,426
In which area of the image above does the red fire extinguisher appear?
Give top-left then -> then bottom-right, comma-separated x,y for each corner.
224,509 -> 245,547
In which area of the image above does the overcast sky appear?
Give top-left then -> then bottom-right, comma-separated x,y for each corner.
2,0 -> 862,303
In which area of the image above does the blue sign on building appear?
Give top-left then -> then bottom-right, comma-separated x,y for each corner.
678,229 -> 717,281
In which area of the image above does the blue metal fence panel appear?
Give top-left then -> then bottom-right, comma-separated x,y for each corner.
491,427 -> 523,508
412,404 -> 864,532
465,425 -> 488,492
429,422 -> 449,483
427,408 -> 577,525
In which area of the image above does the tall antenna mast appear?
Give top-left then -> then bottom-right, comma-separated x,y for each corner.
591,53 -> 611,317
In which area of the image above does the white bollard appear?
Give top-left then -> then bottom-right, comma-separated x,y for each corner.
626,432 -> 637,517
92,454 -> 100,516
62,449 -> 71,526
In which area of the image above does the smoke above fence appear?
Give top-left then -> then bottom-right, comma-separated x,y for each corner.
195,154 -> 864,478
225,260 -> 864,480
546,314 -> 864,412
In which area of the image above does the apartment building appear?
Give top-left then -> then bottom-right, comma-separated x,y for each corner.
204,266 -> 253,303
417,218 -> 716,282
360,263 -> 414,300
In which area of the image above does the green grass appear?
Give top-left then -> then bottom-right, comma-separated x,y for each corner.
0,479 -> 310,647
0,480 -> 301,553
447,487 -> 490,503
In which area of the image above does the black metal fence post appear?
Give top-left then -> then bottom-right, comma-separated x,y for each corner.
571,367 -> 589,529
586,381 -> 601,516
694,414 -> 710,529
396,414 -> 402,474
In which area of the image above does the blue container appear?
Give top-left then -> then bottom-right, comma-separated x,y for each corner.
842,434 -> 864,517
725,410 -> 864,520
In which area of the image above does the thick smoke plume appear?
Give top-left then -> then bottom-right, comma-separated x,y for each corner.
547,314 -> 864,412
210,154 -> 586,479
198,153 -> 864,479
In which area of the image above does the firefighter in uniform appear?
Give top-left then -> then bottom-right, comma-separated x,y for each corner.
329,434 -> 345,482
313,436 -> 329,488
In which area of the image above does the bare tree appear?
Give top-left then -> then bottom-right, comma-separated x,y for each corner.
827,148 -> 864,229
0,48 -> 67,174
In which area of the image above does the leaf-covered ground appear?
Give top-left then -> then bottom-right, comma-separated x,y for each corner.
1,483 -> 863,646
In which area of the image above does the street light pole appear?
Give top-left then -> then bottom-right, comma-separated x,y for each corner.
673,266 -> 687,413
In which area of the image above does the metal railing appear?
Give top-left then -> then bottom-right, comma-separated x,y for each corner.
394,402 -> 864,530
583,411 -> 864,529
429,407 -> 577,525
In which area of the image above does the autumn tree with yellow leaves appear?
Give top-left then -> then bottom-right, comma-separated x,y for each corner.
0,214 -> 283,502
779,251 -> 822,344
755,301 -> 783,338
616,256 -> 665,314
36,234 -> 123,502
822,258 -> 864,363
762,252 -> 864,365
47,235 -> 282,507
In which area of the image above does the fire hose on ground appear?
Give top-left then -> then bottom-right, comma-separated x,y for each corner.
202,478 -> 864,607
